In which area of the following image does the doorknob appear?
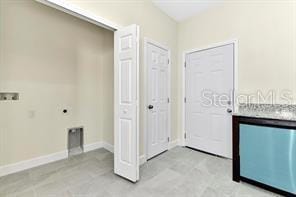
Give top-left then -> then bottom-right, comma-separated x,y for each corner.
227,108 -> 232,113
148,105 -> 154,109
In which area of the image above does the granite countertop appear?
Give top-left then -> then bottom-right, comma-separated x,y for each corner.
233,104 -> 296,121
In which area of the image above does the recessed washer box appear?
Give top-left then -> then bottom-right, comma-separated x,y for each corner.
0,92 -> 19,101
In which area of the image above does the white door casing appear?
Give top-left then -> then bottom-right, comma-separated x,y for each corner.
114,24 -> 139,182
185,43 -> 234,158
146,40 -> 170,159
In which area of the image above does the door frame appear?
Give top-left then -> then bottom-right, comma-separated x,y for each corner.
181,39 -> 239,152
143,37 -> 171,162
36,0 -> 120,31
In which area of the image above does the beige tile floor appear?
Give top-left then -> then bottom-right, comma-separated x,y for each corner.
0,147 -> 280,197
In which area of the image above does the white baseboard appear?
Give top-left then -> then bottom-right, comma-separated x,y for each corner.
84,141 -> 114,153
100,142 -> 146,165
84,141 -> 103,152
169,139 -> 180,150
139,155 -> 146,165
0,140 -> 174,177
139,139 -> 181,166
0,141 -> 108,178
102,142 -> 114,153
0,150 -> 68,177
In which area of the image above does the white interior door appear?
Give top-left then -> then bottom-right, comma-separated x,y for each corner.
146,41 -> 169,159
185,44 -> 234,158
114,24 -> 139,182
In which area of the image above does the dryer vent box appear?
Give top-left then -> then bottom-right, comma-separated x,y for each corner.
68,127 -> 83,156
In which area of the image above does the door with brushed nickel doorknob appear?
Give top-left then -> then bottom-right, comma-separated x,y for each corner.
185,43 -> 234,158
146,39 -> 170,159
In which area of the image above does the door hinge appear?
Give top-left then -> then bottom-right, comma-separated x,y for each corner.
167,59 -> 170,65
184,97 -> 187,103
184,132 -> 187,139
167,98 -> 170,103
184,62 -> 186,68
167,137 -> 170,142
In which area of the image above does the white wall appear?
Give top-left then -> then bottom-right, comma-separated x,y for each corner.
0,0 -> 113,166
101,32 -> 114,145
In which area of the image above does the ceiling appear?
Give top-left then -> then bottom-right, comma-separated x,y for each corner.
152,0 -> 220,22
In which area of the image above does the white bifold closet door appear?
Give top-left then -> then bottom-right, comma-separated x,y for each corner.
114,24 -> 139,182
